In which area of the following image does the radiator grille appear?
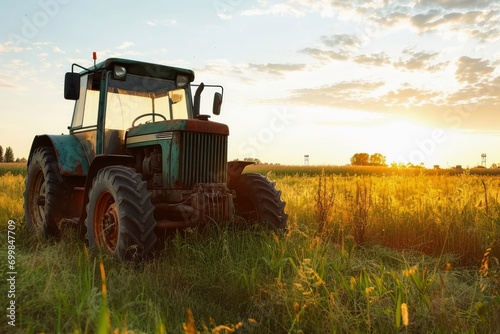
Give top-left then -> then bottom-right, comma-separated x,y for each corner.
181,132 -> 228,188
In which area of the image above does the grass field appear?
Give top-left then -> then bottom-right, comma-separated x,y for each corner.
0,162 -> 26,177
0,164 -> 499,333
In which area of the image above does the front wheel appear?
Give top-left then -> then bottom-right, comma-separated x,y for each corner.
229,173 -> 287,230
85,166 -> 157,261
24,146 -> 67,238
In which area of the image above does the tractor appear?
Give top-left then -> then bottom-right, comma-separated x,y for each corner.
24,57 -> 287,260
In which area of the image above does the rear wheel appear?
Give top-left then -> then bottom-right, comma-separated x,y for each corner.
229,173 -> 287,230
24,146 -> 66,238
85,166 -> 156,261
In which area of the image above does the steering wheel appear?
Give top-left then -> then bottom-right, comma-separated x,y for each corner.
132,113 -> 167,127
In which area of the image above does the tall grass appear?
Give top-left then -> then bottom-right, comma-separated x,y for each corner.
0,165 -> 499,332
0,172 -> 24,224
246,164 -> 500,177
284,172 -> 500,266
0,162 -> 26,177
5,222 -> 498,333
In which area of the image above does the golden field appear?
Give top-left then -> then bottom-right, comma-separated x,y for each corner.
0,164 -> 499,333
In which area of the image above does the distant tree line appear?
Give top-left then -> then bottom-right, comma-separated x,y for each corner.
0,145 -> 24,163
232,158 -> 282,166
350,153 -> 387,166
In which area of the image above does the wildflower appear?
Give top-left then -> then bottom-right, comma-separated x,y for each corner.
350,276 -> 356,289
401,303 -> 409,327
182,309 -> 197,334
403,265 -> 418,277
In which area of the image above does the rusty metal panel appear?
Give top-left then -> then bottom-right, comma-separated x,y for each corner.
127,119 -> 229,137
48,135 -> 90,176
227,161 -> 254,184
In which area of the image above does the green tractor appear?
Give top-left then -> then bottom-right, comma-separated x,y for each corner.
24,57 -> 287,260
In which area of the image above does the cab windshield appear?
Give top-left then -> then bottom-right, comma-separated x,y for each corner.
105,73 -> 190,130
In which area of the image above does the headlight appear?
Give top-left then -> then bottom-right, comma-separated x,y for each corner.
176,74 -> 189,88
113,65 -> 127,80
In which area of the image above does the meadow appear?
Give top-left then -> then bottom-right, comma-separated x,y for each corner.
0,164 -> 499,333
0,162 -> 26,177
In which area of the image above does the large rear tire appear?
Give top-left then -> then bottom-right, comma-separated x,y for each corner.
85,166 -> 157,261
24,146 -> 66,238
229,173 -> 287,230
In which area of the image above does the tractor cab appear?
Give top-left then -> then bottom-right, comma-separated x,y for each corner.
64,58 -> 221,159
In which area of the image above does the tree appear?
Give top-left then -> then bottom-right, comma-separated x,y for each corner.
4,147 -> 14,162
0,145 -> 3,162
350,153 -> 370,166
369,153 -> 387,166
243,157 -> 262,164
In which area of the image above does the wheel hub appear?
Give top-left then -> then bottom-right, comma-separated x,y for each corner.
102,204 -> 118,236
94,192 -> 119,251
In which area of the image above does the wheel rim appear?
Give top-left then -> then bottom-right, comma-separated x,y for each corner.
94,191 -> 119,252
29,168 -> 46,230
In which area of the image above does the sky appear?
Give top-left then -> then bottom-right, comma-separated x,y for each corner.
0,0 -> 499,167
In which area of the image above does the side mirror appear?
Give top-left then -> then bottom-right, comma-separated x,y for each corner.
64,72 -> 80,100
213,92 -> 222,115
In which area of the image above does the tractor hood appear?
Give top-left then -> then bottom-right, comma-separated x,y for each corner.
127,119 -> 229,139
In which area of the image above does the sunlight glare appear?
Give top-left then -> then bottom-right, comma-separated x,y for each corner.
366,118 -> 432,165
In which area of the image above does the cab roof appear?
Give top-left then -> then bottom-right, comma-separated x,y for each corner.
80,58 -> 195,82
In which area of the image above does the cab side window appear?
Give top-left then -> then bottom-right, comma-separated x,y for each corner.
71,74 -> 100,129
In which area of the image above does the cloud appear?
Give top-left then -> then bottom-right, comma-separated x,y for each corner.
455,56 -> 495,84
194,60 -> 306,82
0,72 -> 22,90
235,0 -> 499,43
369,8 -> 411,27
145,19 -> 177,26
445,74 -> 500,126
393,48 -> 448,72
300,47 -> 349,61
320,34 -> 361,49
410,9 -> 442,28
0,80 -> 17,89
117,41 -> 135,50
247,63 -> 306,76
283,78 -> 500,125
241,3 -> 305,17
300,33 -> 363,62
287,80 -> 386,109
415,0 -> 493,11
382,85 -> 442,106
301,35 -> 447,72
240,0 -> 347,18
411,9 -> 489,29
410,8 -> 500,42
5,59 -> 29,69
353,52 -> 392,67
275,53 -> 498,119
0,41 -> 25,53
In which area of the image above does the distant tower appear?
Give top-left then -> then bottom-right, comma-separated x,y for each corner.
304,155 -> 309,166
481,153 -> 487,167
